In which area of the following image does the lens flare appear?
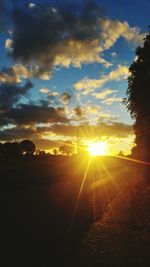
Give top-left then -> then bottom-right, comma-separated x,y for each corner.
87,141 -> 107,156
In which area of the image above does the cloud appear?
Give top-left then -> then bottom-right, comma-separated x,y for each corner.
5,38 -> 13,52
85,105 -> 100,115
47,91 -> 60,105
0,126 -> 36,141
92,89 -> 115,99
60,93 -> 72,105
0,67 -> 20,84
0,81 -> 32,109
102,97 -> 122,105
48,91 -> 59,97
40,122 -> 133,139
0,64 -> 51,83
101,19 -> 145,50
73,106 -> 84,117
0,64 -> 33,83
7,1 -> 144,76
9,1 -> 105,73
72,104 -> 101,120
28,3 -> 36,9
39,88 -> 49,94
0,102 -> 70,127
74,65 -> 129,94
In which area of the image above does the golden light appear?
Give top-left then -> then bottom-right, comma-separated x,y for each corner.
87,141 -> 108,156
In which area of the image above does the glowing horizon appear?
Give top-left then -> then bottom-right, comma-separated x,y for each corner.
87,141 -> 108,156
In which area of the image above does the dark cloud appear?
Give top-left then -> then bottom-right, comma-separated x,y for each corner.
0,121 -> 133,143
0,127 -> 36,141
40,122 -> 133,138
60,93 -> 72,105
0,102 -> 70,127
73,106 -> 84,117
10,0 -> 104,74
0,81 -> 32,109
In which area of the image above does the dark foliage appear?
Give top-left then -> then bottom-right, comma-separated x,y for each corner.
124,28 -> 150,161
0,139 -> 36,157
20,139 -> 36,155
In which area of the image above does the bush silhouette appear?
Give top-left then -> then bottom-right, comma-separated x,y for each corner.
20,140 -> 36,156
0,140 -> 36,157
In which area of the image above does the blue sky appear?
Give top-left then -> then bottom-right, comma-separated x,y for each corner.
0,0 -> 149,154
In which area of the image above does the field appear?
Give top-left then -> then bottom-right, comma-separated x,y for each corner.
0,156 -> 149,266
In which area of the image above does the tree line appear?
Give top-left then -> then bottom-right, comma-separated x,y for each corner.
0,140 -> 36,157
0,140 -> 76,158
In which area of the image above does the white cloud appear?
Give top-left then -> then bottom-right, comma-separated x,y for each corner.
5,39 -> 13,53
103,97 -> 122,105
53,39 -> 112,69
48,91 -> 59,97
92,89 -> 115,99
53,19 -> 144,70
100,19 -> 145,51
28,3 -> 36,9
0,63 -> 52,83
74,65 -> 129,94
0,64 -> 31,84
39,88 -> 49,94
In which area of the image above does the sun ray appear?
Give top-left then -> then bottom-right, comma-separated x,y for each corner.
71,157 -> 92,224
116,155 -> 150,166
99,158 -> 120,191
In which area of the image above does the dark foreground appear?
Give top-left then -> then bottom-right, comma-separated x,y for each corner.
0,156 -> 150,266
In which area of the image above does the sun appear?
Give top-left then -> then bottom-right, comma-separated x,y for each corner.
87,141 -> 107,156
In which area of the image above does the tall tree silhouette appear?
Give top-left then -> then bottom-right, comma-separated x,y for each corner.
125,29 -> 150,161
20,140 -> 36,156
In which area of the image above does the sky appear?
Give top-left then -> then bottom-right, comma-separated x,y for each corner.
0,0 -> 149,155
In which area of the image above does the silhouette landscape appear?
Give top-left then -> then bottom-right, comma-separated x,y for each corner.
0,1 -> 150,267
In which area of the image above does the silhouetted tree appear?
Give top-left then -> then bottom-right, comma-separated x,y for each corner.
53,149 -> 58,156
118,151 -> 124,157
39,150 -> 46,157
124,29 -> 150,161
59,142 -> 75,156
20,140 -> 36,156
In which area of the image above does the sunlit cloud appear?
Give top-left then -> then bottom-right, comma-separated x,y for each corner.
103,97 -> 122,105
60,93 -> 72,105
0,64 -> 31,84
0,64 -> 51,84
101,18 -> 145,51
5,38 -> 13,52
38,122 -> 133,139
92,89 -> 115,99
39,88 -> 49,94
5,1 -> 145,79
74,65 -> 129,94
73,106 -> 84,118
48,91 -> 59,98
